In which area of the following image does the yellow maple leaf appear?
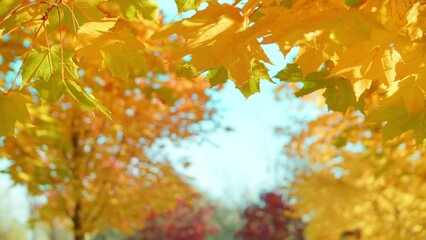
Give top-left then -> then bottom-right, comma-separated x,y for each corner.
0,91 -> 30,136
154,4 -> 270,87
381,75 -> 425,114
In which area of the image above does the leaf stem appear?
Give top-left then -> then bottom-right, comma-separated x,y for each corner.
66,1 -> 92,21
55,5 -> 65,82
1,18 -> 42,36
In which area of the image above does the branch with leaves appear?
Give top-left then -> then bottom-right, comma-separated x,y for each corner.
1,0 -> 426,143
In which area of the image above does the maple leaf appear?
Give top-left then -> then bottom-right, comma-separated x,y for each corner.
396,42 -> 426,87
21,45 -> 110,116
175,0 -> 206,13
117,0 -> 159,20
276,64 -> 359,113
241,60 -> 272,98
154,4 -> 270,87
32,73 -> 65,103
175,62 -> 200,78
22,45 -> 78,85
21,48 -> 52,85
274,63 -> 303,83
64,80 -> 111,117
74,19 -> 119,64
75,18 -> 150,81
369,104 -> 426,142
323,78 -> 358,113
206,66 -> 228,88
0,91 -> 30,136
382,76 -> 425,114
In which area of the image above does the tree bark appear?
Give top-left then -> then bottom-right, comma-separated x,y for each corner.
71,118 -> 84,240
73,201 -> 84,240
75,234 -> 84,240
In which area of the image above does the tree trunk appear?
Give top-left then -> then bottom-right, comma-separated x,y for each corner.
73,201 -> 84,240
75,234 -> 84,240
71,128 -> 84,240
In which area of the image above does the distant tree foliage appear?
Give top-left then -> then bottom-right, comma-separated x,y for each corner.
236,192 -> 305,240
130,196 -> 219,240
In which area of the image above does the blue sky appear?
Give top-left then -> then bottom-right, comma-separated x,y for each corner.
158,80 -> 319,204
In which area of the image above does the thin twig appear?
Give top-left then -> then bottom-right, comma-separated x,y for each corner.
4,0 -> 63,95
4,21 -> 45,94
66,1 -> 92,21
2,18 -> 42,36
55,5 -> 65,81
62,2 -> 80,33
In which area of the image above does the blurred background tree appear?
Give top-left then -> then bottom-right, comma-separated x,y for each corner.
129,195 -> 218,240
236,191 -> 305,240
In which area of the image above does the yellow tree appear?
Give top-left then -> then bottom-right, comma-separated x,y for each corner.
285,111 -> 426,240
0,0 -> 205,135
1,69 -> 214,239
0,2 -> 216,239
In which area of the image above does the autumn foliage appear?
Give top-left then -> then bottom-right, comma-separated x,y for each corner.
0,0 -> 216,239
236,192 -> 305,240
130,197 -> 218,240
285,111 -> 426,240
1,0 -> 426,239
0,56 -> 213,238
0,0 -> 425,143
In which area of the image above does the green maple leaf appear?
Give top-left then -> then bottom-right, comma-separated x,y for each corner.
323,78 -> 357,113
241,61 -> 272,98
22,49 -> 52,85
275,64 -> 333,96
0,92 -> 30,136
23,45 -> 78,85
274,63 -> 303,82
369,105 -> 426,143
206,66 -> 228,88
294,69 -> 335,97
32,73 -> 65,103
277,64 -> 359,113
175,62 -> 200,78
117,0 -> 159,20
64,81 -> 111,118
175,0 -> 206,13
23,45 -> 110,117
23,45 -> 77,103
